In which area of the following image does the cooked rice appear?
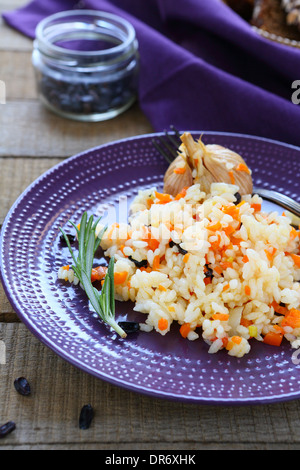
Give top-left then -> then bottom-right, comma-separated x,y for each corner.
58,265 -> 80,285
94,182 -> 300,357
58,181 -> 300,357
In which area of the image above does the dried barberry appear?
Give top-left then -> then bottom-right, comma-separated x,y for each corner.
234,192 -> 242,205
118,321 -> 140,334
60,233 -> 76,246
79,404 -> 94,430
169,240 -> 188,255
128,256 -> 148,269
0,421 -> 16,438
177,245 -> 188,256
14,377 -> 31,396
39,73 -> 137,117
204,264 -> 214,279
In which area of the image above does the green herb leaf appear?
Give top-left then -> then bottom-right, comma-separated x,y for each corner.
60,212 -> 126,338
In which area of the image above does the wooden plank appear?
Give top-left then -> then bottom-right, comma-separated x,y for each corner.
0,101 -> 153,158
0,157 -> 61,322
0,1 -> 34,51
0,322 -> 300,449
0,51 -> 37,100
0,283 -> 19,322
0,157 -> 62,224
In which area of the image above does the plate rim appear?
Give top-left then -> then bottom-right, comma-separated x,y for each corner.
1,130 -> 300,405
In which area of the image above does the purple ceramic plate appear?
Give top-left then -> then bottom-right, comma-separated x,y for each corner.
1,132 -> 300,405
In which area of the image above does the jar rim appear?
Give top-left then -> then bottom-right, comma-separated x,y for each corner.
35,9 -> 137,59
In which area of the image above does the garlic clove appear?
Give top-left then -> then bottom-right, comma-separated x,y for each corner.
180,132 -> 204,172
179,133 -> 215,194
179,133 -> 253,196
163,132 -> 254,197
204,145 -> 253,195
163,155 -> 193,197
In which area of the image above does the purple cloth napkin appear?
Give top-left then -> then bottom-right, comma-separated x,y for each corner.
3,0 -> 300,146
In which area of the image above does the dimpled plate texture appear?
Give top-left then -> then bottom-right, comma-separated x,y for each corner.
1,132 -> 300,405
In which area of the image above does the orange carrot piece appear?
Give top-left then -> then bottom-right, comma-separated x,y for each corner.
226,341 -> 234,351
212,313 -> 229,321
173,167 -> 186,174
242,255 -> 249,263
158,284 -> 167,291
114,271 -> 128,285
290,253 -> 300,268
179,323 -> 191,338
155,191 -> 173,204
281,309 -> 300,329
240,318 -> 252,327
142,227 -> 160,251
250,203 -> 261,212
273,325 -> 285,335
265,250 -> 272,261
222,205 -> 239,219
148,237 -> 160,251
226,336 -> 242,350
213,265 -> 223,275
210,234 -> 222,251
222,337 -> 229,348
91,266 -> 107,282
140,267 -> 152,273
265,247 -> 277,261
120,245 -> 127,257
244,285 -> 251,296
231,237 -> 243,246
153,255 -> 160,271
174,187 -> 188,200
231,336 -> 242,345
236,163 -> 251,174
158,318 -> 168,331
207,220 -> 222,231
220,261 -> 233,270
263,331 -> 283,346
126,229 -> 132,240
228,171 -> 235,184
270,300 -> 289,316
146,198 -> 154,209
290,227 -> 299,240
223,225 -> 235,236
106,222 -> 119,241
183,253 -> 190,263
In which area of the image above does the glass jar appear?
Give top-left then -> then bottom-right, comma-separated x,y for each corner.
32,10 -> 139,122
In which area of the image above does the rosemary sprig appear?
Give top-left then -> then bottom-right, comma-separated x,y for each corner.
59,212 -> 127,338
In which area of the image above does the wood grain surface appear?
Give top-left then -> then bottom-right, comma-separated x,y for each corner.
1,0 -> 300,451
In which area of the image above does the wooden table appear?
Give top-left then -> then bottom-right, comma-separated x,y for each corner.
1,0 -> 300,451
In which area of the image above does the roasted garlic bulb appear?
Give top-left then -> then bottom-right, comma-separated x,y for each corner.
163,132 -> 253,196
163,155 -> 193,196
